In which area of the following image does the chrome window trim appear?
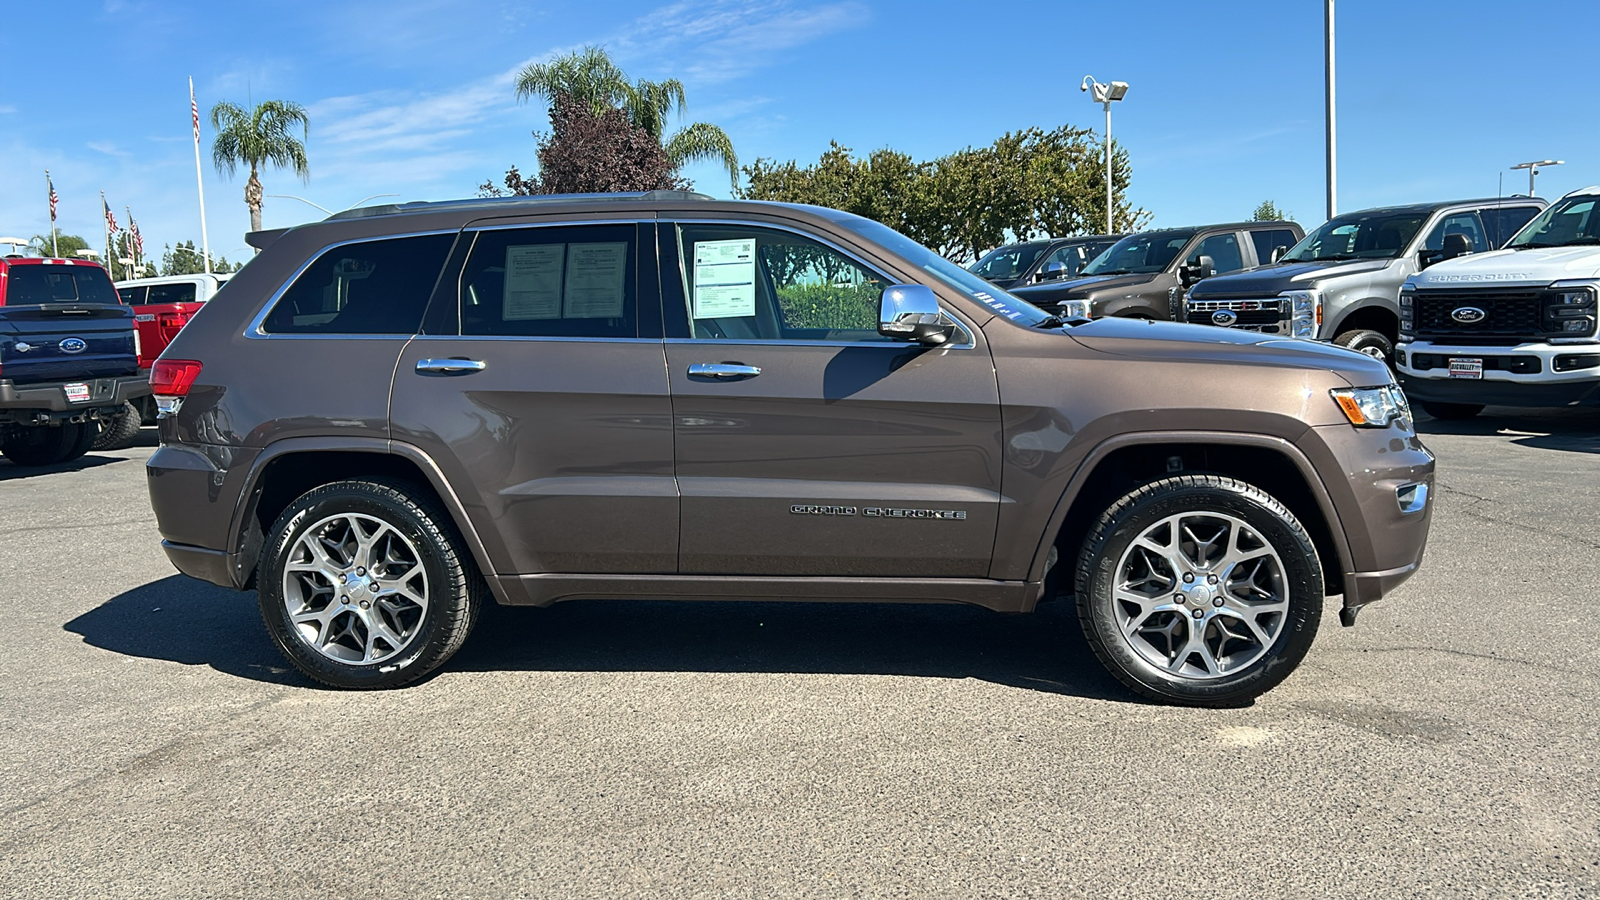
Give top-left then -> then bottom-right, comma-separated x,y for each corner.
464,217 -> 653,232
243,228 -> 460,339
410,334 -> 662,344
663,217 -> 977,350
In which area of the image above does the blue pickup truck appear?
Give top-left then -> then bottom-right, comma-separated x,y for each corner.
0,256 -> 149,466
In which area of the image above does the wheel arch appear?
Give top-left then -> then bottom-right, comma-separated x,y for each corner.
1328,303 -> 1399,342
226,437 -> 504,602
1030,432 -> 1353,599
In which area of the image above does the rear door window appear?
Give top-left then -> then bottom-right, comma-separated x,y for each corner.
455,224 -> 637,338
261,234 -> 454,335
117,285 -> 148,305
1480,206 -> 1541,248
1249,229 -> 1298,264
145,283 -> 198,305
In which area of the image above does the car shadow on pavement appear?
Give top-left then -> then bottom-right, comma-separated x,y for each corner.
64,574 -> 308,687
0,454 -> 125,481
66,576 -> 1134,701
1416,406 -> 1600,454
455,596 -> 1135,702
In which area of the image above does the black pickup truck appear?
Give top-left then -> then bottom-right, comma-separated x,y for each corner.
0,257 -> 149,466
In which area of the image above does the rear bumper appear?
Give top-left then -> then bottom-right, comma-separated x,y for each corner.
0,374 -> 151,420
161,540 -> 240,589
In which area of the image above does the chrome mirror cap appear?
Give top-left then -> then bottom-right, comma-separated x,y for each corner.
878,284 -> 953,345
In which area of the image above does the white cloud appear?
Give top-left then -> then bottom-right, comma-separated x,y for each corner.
614,0 -> 869,85
87,141 -> 131,157
0,105 -> 16,115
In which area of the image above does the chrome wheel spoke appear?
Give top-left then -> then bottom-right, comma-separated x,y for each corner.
283,512 -> 429,666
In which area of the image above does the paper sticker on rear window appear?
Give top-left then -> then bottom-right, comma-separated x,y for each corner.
503,244 -> 564,320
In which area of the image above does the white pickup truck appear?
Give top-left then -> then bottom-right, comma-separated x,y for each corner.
1397,186 -> 1600,418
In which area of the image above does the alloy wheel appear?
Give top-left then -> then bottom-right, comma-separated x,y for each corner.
281,513 -> 430,665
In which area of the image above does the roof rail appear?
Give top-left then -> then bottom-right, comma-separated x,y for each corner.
324,189 -> 714,221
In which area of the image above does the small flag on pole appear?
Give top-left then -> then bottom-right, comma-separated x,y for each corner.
46,172 -> 58,222
130,217 -> 143,257
104,197 -> 119,235
191,82 -> 201,142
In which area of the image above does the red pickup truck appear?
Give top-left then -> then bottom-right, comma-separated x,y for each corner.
115,273 -> 230,421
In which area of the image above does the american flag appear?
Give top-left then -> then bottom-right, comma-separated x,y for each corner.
103,196 -> 119,235
46,171 -> 58,222
190,78 -> 200,143
130,214 -> 143,256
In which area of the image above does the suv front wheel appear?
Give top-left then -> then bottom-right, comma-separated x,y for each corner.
259,478 -> 482,689
1075,475 -> 1323,707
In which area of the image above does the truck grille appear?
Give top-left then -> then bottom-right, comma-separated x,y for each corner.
1186,298 -> 1286,333
1411,288 -> 1553,344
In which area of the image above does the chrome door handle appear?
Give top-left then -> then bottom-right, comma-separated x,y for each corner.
688,363 -> 761,378
416,358 -> 487,374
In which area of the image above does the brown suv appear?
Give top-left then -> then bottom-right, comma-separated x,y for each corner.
145,192 -> 1434,706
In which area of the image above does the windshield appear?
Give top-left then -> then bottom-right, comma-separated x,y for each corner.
1506,196 -> 1600,248
969,242 -> 1048,282
1281,211 -> 1426,262
4,265 -> 122,306
1081,231 -> 1195,276
829,213 -> 1056,328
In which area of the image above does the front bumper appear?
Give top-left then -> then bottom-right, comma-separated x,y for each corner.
0,374 -> 151,424
1397,341 -> 1600,407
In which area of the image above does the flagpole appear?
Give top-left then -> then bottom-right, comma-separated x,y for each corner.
46,171 -> 58,257
191,77 -> 212,276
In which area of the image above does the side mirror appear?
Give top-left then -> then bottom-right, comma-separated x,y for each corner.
1179,254 -> 1215,286
1441,233 -> 1473,260
1034,261 -> 1070,283
879,284 -> 956,345
1270,245 -> 1288,263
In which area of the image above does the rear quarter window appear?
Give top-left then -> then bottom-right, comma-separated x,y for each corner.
1482,206 -> 1542,248
261,234 -> 455,335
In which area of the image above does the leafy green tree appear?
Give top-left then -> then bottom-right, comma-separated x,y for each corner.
28,233 -> 90,259
509,45 -> 737,189
1252,200 -> 1289,222
160,240 -> 236,276
210,99 -> 310,234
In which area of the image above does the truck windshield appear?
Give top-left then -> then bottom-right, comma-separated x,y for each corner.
969,243 -> 1048,282
4,266 -> 122,306
1081,231 -> 1195,276
1281,211 -> 1426,262
1505,196 -> 1600,249
828,213 -> 1057,328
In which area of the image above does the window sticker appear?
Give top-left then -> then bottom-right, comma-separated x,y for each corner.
692,238 -> 757,319
503,244 -> 564,320
563,242 -> 628,319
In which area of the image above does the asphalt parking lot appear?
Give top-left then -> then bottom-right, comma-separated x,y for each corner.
1,410 -> 1596,899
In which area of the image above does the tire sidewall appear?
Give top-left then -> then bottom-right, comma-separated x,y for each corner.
1336,329 -> 1394,362
259,484 -> 459,689
1081,481 -> 1322,705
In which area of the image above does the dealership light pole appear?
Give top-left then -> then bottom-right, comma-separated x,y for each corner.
1081,76 -> 1129,234
1510,160 -> 1563,197
1325,0 -> 1337,220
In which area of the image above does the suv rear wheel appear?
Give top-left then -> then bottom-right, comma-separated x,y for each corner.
258,478 -> 482,689
1333,328 -> 1394,363
1075,475 -> 1323,707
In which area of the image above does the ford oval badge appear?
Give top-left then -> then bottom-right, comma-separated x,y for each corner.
1450,307 -> 1486,324
59,337 -> 88,354
1211,309 -> 1238,326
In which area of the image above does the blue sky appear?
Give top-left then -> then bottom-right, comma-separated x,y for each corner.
4,0 -> 1598,263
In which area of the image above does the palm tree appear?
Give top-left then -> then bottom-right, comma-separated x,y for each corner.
515,46 -> 738,188
210,99 -> 310,234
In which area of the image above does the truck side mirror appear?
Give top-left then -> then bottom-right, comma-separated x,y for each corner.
879,284 -> 956,345
1270,245 -> 1288,263
1441,233 -> 1473,261
1180,254 -> 1215,286
1034,261 -> 1069,283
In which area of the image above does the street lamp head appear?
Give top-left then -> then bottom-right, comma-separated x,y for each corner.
1080,76 -> 1128,104
1511,160 -> 1563,171
1107,81 -> 1130,101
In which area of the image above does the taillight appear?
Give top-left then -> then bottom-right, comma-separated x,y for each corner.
150,359 -> 202,417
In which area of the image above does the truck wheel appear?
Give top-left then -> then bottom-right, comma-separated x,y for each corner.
1075,475 -> 1323,707
58,420 -> 97,463
1417,400 -> 1483,421
258,478 -> 482,689
2,423 -> 91,467
91,402 -> 143,451
1333,329 -> 1393,363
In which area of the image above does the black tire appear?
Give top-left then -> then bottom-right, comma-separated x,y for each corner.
1,422 -> 90,467
1075,475 -> 1323,707
1417,400 -> 1483,421
92,402 -> 142,451
1333,328 -> 1394,364
258,478 -> 483,689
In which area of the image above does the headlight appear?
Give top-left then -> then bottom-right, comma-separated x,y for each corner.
1058,299 -> 1092,319
1281,290 -> 1321,339
1544,279 -> 1598,341
1398,284 -> 1415,338
1331,385 -> 1410,428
